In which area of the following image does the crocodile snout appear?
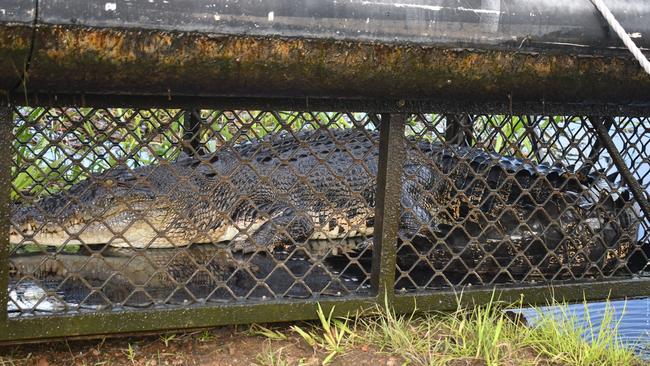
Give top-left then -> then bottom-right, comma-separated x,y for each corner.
10,203 -> 89,245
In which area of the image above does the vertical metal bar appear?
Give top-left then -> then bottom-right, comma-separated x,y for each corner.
182,109 -> 202,155
590,116 -> 650,220
579,116 -> 614,176
371,113 -> 405,302
445,114 -> 472,146
0,104 -> 12,322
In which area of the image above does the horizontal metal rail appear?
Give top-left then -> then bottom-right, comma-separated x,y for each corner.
2,279 -> 650,343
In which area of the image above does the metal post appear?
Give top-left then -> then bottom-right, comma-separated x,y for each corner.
590,116 -> 650,220
579,116 -> 615,176
371,113 -> 405,302
183,109 -> 202,156
0,104 -> 12,322
444,114 -> 473,146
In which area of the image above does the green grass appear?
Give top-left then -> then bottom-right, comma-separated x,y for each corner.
121,343 -> 138,365
255,346 -> 293,366
522,301 -> 639,366
252,296 -> 644,366
291,304 -> 355,364
0,297 -> 642,365
371,297 -> 641,366
10,108 -> 366,201
354,293 -> 523,365
440,292 -> 514,365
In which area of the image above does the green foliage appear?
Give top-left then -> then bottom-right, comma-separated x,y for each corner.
358,295 -> 444,365
355,295 -> 641,366
522,301 -> 639,366
255,346 -> 292,366
250,324 -> 289,341
291,304 -> 355,364
197,330 -> 215,342
11,108 -> 366,201
159,333 -> 176,348
122,343 -> 137,365
439,293 -> 519,366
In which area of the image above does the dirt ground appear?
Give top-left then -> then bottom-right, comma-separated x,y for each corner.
0,324 -> 414,366
0,320 -> 595,366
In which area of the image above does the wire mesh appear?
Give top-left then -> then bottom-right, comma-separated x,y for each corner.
4,107 -> 649,321
7,108 -> 378,316
397,114 -> 647,292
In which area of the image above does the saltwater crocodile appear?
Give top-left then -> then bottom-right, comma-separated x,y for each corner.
8,240 -> 365,307
10,128 -> 640,282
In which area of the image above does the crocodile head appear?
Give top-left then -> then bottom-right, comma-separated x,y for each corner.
10,165 -> 197,248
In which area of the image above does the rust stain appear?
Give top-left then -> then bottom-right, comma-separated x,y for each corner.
0,24 -> 648,102
0,25 -> 33,90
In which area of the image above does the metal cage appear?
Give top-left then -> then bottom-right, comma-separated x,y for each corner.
1,100 -> 649,342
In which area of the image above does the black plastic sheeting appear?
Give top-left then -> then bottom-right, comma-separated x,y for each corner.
2,0 -> 650,51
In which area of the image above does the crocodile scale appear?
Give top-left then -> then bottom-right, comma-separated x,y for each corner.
10,128 -> 640,283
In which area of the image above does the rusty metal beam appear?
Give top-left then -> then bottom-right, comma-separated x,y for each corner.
371,113 -> 405,300
0,24 -> 649,104
0,104 -> 11,323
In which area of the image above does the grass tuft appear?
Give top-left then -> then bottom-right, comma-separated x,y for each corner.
291,304 -> 355,364
352,295 -> 642,366
521,300 -> 640,366
255,345 -> 291,366
250,324 -> 289,341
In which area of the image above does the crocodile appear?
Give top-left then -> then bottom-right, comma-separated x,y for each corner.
10,128 -> 640,282
8,240 -> 365,308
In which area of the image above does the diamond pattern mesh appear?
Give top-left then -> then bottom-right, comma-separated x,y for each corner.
396,114 -> 647,291
6,108 -> 649,317
8,108 -> 377,316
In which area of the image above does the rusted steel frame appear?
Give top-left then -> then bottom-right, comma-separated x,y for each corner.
0,297 -> 377,343
392,278 -> 650,313
371,113 -> 405,301
590,116 -> 650,221
444,114 -> 473,146
0,22 -> 33,95
0,104 -> 11,323
10,93 -> 650,117
3,277 -> 650,343
182,109 -> 202,156
3,24 -> 650,104
579,116 -> 615,176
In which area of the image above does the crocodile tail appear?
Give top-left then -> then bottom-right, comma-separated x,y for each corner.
486,152 -> 640,278
409,142 -> 640,280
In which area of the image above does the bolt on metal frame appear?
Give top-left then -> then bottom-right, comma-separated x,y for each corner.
1,100 -> 650,343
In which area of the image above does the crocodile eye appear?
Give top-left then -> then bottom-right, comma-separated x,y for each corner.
104,179 -> 115,187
